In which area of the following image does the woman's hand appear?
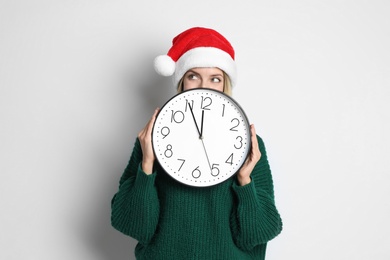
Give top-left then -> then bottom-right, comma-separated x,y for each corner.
138,108 -> 159,175
237,124 -> 261,186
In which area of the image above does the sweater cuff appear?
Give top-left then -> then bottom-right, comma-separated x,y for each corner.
135,163 -> 157,187
232,180 -> 259,208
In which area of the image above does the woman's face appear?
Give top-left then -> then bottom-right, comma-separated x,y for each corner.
182,67 -> 224,92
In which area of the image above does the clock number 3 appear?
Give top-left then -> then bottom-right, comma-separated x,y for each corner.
234,136 -> 243,149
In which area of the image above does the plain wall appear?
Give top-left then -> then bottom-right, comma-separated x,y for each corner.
1,1 -> 389,259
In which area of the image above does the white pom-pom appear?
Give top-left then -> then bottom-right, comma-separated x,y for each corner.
154,55 -> 175,76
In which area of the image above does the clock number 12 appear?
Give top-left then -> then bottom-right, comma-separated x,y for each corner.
201,96 -> 212,110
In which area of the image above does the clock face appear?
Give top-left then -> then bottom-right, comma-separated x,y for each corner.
152,88 -> 251,187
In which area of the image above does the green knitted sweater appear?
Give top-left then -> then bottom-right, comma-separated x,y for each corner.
111,135 -> 282,259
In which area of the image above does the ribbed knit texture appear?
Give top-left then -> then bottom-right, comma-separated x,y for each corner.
111,135 -> 282,260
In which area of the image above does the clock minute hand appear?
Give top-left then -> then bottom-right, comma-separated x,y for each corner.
200,110 -> 204,139
188,102 -> 201,138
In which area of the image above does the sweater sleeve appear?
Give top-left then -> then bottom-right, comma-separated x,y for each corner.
230,135 -> 283,251
111,138 -> 160,245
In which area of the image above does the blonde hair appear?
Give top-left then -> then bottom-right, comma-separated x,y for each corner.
177,71 -> 232,96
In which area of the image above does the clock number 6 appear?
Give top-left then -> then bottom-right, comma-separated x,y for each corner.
192,166 -> 201,179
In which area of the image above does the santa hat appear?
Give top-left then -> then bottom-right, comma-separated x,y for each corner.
154,27 -> 237,87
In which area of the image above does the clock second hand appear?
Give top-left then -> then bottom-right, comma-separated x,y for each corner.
199,110 -> 211,170
200,139 -> 212,170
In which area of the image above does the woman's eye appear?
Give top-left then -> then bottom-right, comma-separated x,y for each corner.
188,74 -> 198,80
211,77 -> 222,83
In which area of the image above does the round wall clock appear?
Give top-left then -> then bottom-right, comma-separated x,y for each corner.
152,88 -> 251,187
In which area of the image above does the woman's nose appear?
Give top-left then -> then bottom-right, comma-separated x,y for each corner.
200,80 -> 208,89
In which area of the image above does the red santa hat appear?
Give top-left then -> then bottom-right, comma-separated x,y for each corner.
154,27 -> 237,88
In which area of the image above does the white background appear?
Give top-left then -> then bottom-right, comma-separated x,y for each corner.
1,1 -> 389,259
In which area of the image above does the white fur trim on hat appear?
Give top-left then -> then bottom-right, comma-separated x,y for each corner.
173,47 -> 237,87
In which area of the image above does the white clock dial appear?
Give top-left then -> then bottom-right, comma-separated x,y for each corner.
152,88 -> 251,187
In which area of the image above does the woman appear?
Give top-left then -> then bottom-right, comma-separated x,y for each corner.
111,27 -> 282,259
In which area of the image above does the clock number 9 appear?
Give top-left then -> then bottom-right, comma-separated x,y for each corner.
161,126 -> 170,139
164,144 -> 173,158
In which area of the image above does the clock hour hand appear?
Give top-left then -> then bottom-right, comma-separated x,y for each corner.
188,102 -> 202,139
